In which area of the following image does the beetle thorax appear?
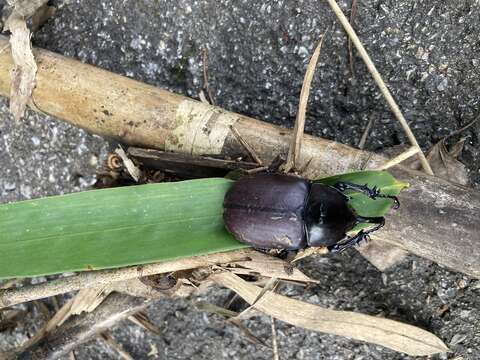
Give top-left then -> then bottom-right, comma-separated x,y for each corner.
305,184 -> 357,247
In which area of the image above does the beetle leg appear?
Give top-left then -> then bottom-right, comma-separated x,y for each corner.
327,217 -> 385,253
355,215 -> 385,225
332,182 -> 400,209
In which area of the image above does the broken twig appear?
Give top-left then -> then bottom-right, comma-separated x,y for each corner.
230,124 -> 264,165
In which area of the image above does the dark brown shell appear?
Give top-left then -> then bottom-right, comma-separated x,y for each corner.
304,183 -> 357,247
223,173 -> 309,250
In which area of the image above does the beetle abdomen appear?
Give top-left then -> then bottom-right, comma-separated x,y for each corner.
223,174 -> 309,250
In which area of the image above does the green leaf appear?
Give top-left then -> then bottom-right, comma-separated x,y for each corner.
0,178 -> 245,280
316,170 -> 408,230
0,170 -> 407,279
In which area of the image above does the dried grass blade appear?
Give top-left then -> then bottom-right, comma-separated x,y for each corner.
376,146 -> 419,170
213,272 -> 449,356
284,34 -> 326,173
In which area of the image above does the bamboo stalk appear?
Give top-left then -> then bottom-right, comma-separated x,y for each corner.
0,36 -> 478,278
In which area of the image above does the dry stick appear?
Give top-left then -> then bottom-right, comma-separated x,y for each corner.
100,332 -> 134,360
202,47 -> 215,105
198,90 -> 209,104
230,124 -> 264,165
348,0 -> 358,77
325,0 -> 434,175
0,250 -> 251,309
284,34 -> 326,173
357,117 -> 374,149
444,117 -> 478,140
376,146 -> 419,170
128,311 -> 161,335
271,317 -> 280,360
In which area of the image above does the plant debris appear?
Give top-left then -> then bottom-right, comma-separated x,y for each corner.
213,272 -> 449,356
4,0 -> 48,121
283,34 -> 325,173
114,146 -> 142,182
424,138 -> 469,185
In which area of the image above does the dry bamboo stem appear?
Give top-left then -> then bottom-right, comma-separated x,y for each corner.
0,36 -> 478,279
324,0 -> 434,175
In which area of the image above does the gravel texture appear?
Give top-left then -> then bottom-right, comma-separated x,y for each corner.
0,0 -> 479,359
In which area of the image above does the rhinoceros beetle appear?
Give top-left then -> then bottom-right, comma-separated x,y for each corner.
223,173 -> 399,253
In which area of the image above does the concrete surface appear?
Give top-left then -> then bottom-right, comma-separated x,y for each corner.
0,0 -> 479,359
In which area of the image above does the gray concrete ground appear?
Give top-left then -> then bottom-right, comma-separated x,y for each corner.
0,0 -> 479,359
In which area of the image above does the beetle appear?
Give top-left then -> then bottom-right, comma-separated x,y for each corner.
223,173 -> 399,253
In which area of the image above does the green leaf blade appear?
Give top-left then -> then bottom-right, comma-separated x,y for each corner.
0,178 -> 246,279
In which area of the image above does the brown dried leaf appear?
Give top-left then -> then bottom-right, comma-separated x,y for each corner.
407,119 -> 476,183
426,138 -> 469,185
30,4 -> 56,32
213,272 -> 449,357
